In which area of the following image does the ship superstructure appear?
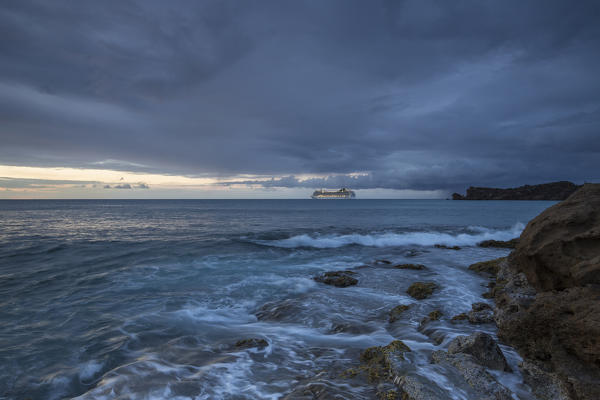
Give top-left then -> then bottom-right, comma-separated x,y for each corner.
311,188 -> 356,199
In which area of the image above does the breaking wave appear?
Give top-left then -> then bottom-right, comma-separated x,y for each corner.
255,223 -> 524,249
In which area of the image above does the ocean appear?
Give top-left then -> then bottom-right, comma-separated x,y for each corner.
0,199 -> 555,399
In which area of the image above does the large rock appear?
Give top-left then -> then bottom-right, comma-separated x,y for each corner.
519,360 -> 572,400
452,181 -> 580,200
313,270 -> 358,287
406,282 -> 438,300
388,304 -> 410,323
493,184 -> 600,400
467,302 -> 494,324
477,238 -> 519,248
431,351 -> 513,400
468,257 -> 504,275
394,375 -> 448,400
359,340 -> 412,383
447,332 -> 510,371
509,183 -> 600,291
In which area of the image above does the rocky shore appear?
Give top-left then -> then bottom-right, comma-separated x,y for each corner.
491,183 -> 600,399
452,181 -> 580,200
295,184 -> 598,399
234,185 -> 599,399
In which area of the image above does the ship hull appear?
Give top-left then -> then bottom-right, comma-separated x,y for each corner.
310,188 -> 356,199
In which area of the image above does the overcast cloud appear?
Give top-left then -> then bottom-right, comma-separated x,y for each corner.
1,0 -> 599,194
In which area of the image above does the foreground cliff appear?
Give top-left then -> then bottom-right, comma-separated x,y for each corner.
492,184 -> 600,399
452,181 -> 580,200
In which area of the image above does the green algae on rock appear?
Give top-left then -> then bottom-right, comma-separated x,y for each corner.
420,310 -> 443,326
468,257 -> 505,275
406,282 -> 438,300
376,388 -> 400,399
451,313 -> 469,322
359,340 -> 412,383
393,263 -> 426,270
313,270 -> 358,287
389,305 -> 410,323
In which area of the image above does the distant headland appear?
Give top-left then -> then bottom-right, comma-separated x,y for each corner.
452,181 -> 580,200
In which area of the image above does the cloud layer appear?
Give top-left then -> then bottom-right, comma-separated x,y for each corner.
1,0 -> 599,193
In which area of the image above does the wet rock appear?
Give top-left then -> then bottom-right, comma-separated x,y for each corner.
394,375 -> 447,400
283,371 -> 351,399
431,351 -> 513,400
313,270 -> 358,287
495,277 -> 600,399
388,305 -> 410,323
419,310 -> 443,326
376,387 -> 400,400
451,313 -> 469,322
359,340 -> 411,382
471,302 -> 492,312
493,185 -> 600,399
468,302 -> 494,324
510,183 -> 600,291
256,299 -> 304,321
468,257 -> 505,275
447,332 -> 510,371
477,238 -> 519,248
434,244 -> 461,250
234,338 -> 268,349
375,259 -> 392,265
393,263 -> 426,270
519,360 -> 571,400
406,282 -> 438,300
468,311 -> 494,324
330,321 -> 374,335
404,249 -> 421,258
451,304 -> 494,324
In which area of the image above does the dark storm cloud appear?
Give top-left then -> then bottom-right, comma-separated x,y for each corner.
1,0 -> 599,191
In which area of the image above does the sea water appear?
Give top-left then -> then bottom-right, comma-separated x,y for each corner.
0,199 -> 555,399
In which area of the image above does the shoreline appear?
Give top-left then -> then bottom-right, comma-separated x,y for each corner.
277,184 -> 599,399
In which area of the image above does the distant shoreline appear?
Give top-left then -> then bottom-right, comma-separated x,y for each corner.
452,181 -> 580,201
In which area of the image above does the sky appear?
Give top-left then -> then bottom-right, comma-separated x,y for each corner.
1,0 -> 599,199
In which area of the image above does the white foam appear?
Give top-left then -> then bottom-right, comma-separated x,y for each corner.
256,223 -> 525,249
79,360 -> 104,381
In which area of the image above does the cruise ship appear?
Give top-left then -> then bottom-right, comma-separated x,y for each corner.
311,188 -> 356,199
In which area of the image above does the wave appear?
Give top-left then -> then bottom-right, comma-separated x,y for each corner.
254,223 -> 524,249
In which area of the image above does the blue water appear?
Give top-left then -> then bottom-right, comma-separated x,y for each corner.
0,200 -> 554,399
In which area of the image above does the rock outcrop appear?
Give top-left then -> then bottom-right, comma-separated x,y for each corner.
452,181 -> 580,200
389,305 -> 410,323
493,184 -> 600,399
468,257 -> 505,275
393,263 -> 426,270
509,183 -> 600,291
477,238 -> 519,248
406,282 -> 438,300
447,332 -> 510,371
431,332 -> 513,399
313,270 -> 358,287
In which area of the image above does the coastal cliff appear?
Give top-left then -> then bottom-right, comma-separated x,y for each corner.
452,181 -> 580,200
492,184 -> 600,399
